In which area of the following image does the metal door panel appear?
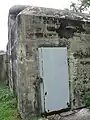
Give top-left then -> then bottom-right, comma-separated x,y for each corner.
38,47 -> 69,113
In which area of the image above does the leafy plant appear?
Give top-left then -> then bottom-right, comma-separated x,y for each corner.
84,92 -> 90,108
70,0 -> 90,12
0,85 -> 21,120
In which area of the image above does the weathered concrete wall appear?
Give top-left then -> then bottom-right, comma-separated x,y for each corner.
8,5 -> 90,119
0,51 -> 7,83
7,5 -> 28,93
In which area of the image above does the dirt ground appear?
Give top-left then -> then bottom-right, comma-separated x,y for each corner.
41,108 -> 90,120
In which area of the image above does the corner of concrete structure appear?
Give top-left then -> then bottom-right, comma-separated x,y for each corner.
9,5 -> 28,15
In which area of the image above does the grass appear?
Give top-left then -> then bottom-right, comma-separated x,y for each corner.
84,92 -> 90,109
0,83 -> 21,120
0,83 -> 42,120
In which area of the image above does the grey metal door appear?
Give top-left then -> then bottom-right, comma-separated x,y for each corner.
38,47 -> 69,113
